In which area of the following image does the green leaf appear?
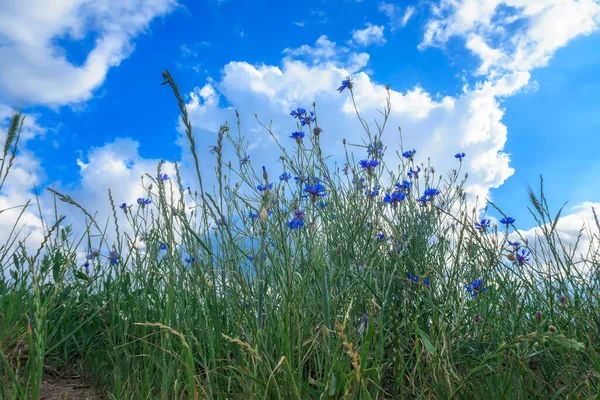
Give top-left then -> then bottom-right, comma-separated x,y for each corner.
417,328 -> 436,355
74,269 -> 88,282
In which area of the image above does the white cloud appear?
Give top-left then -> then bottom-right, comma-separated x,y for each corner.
421,0 -> 600,77
379,2 -> 416,30
351,23 -> 387,47
0,0 -> 177,107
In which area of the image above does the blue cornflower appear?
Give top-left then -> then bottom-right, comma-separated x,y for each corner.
423,277 -> 431,287
108,251 -> 119,265
279,172 -> 292,182
185,257 -> 195,264
304,179 -> 327,200
402,149 -> 417,160
408,166 -> 421,179
384,191 -> 405,205
508,240 -> 521,252
359,159 -> 379,172
338,76 -> 353,93
423,188 -> 440,198
240,155 -> 250,165
120,203 -> 127,209
257,183 -> 273,192
500,217 -> 515,227
396,180 -> 413,192
367,141 -> 384,158
301,112 -> 315,126
455,152 -> 465,160
137,198 -> 151,208
376,233 -> 386,242
465,279 -> 487,298
366,186 -> 380,198
288,210 -> 305,230
248,212 -> 259,219
290,108 -> 307,118
159,243 -> 167,251
408,273 -> 420,283
475,218 -> 491,232
294,174 -> 307,184
317,201 -> 327,209
157,173 -> 169,181
290,131 -> 305,143
516,249 -> 530,266
247,255 -> 254,262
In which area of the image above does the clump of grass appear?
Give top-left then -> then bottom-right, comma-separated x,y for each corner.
1,71 -> 599,399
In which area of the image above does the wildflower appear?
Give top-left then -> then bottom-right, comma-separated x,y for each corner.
209,145 -> 219,154
185,257 -> 195,264
423,277 -> 431,287
423,188 -> 440,198
396,180 -> 413,192
84,261 -> 90,270
358,312 -> 368,334
313,126 -> 323,136
159,243 -> 167,251
317,201 -> 327,209
535,309 -> 542,323
508,240 -> 521,252
376,233 -> 386,242
402,149 -> 417,160
516,249 -> 530,266
294,174 -> 307,184
86,249 -> 100,260
262,166 -> 268,181
366,186 -> 380,198
500,217 -> 515,227
474,314 -> 483,324
248,212 -> 259,219
290,108 -> 307,119
359,159 -> 379,172
239,300 -> 252,308
455,152 -> 465,160
157,173 -> 169,181
303,179 -> 327,201
301,112 -> 315,126
549,325 -> 557,333
240,155 -> 250,165
408,166 -> 421,179
279,172 -> 292,182
367,141 -> 384,158
475,218 -> 491,232
290,131 -> 305,144
559,294 -> 568,305
288,209 -> 305,230
337,76 -> 352,93
137,198 -> 151,208
120,203 -> 127,210
465,279 -> 487,298
384,191 -> 405,205
257,183 -> 273,192
408,273 -> 419,283
108,251 -> 119,265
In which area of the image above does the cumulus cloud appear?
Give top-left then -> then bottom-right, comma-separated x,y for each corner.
0,0 -> 178,107
351,23 -> 387,47
421,0 -> 600,77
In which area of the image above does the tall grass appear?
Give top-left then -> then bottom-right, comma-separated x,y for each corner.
1,70 -> 599,399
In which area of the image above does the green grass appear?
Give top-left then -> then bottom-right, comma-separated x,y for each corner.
1,70 -> 599,399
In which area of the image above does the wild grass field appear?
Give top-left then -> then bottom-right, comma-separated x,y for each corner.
1,71 -> 599,399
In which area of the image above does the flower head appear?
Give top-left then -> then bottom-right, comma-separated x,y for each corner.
455,152 -> 465,160
359,159 -> 379,172
338,76 -> 353,93
157,173 -> 169,181
240,155 -> 250,165
303,179 -> 326,201
475,218 -> 491,232
367,141 -> 384,158
185,257 -> 195,264
383,191 -> 405,205
408,166 -> 421,179
516,248 -> 530,266
402,149 -> 417,160
257,183 -> 273,192
279,172 -> 292,182
288,210 -> 305,230
290,108 -> 307,118
408,273 -> 420,283
137,198 -> 151,208
290,131 -> 305,144
465,279 -> 487,298
500,217 -> 515,227
120,203 -> 128,210
108,251 -> 119,265
248,212 -> 259,219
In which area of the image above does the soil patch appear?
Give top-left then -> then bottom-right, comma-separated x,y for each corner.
39,375 -> 105,400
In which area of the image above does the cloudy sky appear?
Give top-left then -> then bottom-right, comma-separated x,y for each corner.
1,0 -> 599,249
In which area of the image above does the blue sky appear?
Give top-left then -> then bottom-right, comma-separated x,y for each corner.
1,0 -> 600,246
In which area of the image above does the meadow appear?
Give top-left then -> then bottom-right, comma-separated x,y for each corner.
1,70 -> 599,399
